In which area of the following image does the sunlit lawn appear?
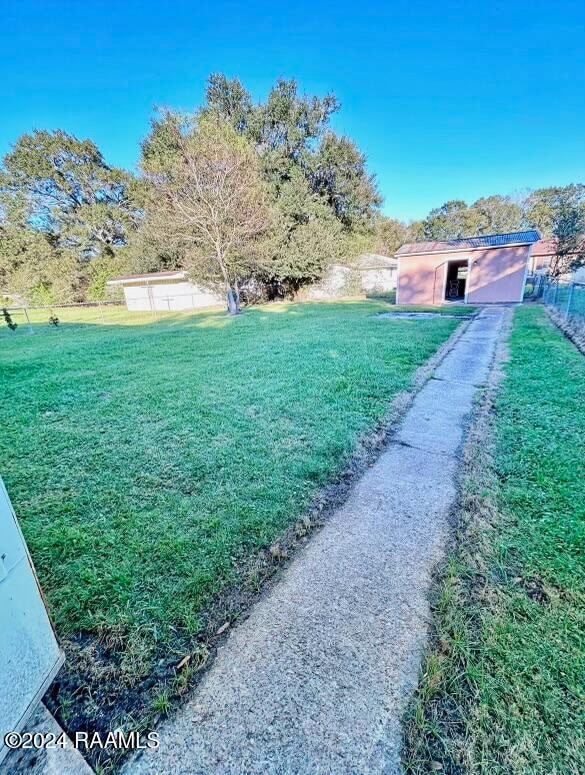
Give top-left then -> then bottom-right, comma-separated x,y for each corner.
0,299 -> 463,726
405,306 -> 585,774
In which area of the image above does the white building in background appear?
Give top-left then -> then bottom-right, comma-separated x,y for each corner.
107,271 -> 224,312
356,253 -> 398,293
304,253 -> 397,301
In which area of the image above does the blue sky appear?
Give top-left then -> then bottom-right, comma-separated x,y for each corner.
2,0 -> 584,220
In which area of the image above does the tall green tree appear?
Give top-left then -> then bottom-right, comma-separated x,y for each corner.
549,190 -> 585,277
0,194 -> 78,302
472,195 -> 523,234
524,184 -> 585,238
263,169 -> 344,292
422,200 -> 477,239
204,73 -> 254,134
248,78 -> 339,168
1,130 -> 140,301
308,132 -> 382,228
2,130 -> 139,259
142,115 -> 273,314
203,75 -> 380,228
199,74 -> 382,285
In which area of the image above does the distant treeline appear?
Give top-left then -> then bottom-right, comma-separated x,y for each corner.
1,74 -> 583,307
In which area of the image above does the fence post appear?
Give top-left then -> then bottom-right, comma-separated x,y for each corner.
553,281 -> 559,306
565,282 -> 575,320
147,283 -> 157,320
23,307 -> 34,335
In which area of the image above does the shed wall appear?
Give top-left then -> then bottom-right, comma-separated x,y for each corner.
397,246 -> 530,305
467,246 -> 530,303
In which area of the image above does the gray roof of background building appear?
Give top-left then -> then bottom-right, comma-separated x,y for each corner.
396,230 -> 541,257
357,253 -> 398,269
107,270 -> 188,285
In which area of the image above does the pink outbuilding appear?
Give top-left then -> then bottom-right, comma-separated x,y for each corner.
395,230 -> 541,305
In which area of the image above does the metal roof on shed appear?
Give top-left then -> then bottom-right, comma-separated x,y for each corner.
395,230 -> 541,257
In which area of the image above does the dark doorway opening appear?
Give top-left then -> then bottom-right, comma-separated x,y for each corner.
445,260 -> 468,301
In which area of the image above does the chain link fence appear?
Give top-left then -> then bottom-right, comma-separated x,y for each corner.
0,292 -> 234,336
0,301 -> 151,335
541,278 -> 585,323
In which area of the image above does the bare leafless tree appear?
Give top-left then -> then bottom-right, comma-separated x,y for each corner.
143,116 -> 273,313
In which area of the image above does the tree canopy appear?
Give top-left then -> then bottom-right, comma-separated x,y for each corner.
2,130 -> 139,258
1,74 -> 584,306
420,186 -> 585,244
546,186 -> 585,276
142,115 -> 272,314
0,130 -> 139,301
202,75 -> 380,231
422,195 -> 524,240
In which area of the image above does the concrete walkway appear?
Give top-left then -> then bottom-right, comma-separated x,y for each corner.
127,307 -> 507,775
0,704 -> 93,775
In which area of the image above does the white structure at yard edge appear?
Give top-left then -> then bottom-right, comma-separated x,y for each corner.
107,271 -> 224,312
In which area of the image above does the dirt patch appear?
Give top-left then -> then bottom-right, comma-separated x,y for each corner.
517,575 -> 551,606
45,318 -> 472,773
377,311 -> 468,319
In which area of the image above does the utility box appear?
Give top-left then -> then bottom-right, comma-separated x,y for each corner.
0,477 -> 64,765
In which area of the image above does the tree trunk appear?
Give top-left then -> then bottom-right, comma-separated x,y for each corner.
234,279 -> 242,313
226,285 -> 238,315
217,251 -> 241,316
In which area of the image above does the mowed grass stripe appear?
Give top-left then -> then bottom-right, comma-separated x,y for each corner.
0,300 -> 460,685
404,305 -> 585,774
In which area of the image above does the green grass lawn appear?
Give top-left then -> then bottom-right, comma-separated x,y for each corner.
404,305 -> 585,774
0,299 -> 463,736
